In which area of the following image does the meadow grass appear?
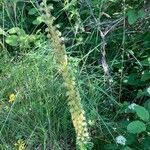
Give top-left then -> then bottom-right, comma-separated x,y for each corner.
0,40 -> 118,149
0,47 -> 74,149
0,0 -> 136,149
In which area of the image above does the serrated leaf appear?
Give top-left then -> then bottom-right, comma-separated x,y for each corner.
127,120 -> 146,134
5,35 -> 18,46
127,9 -> 138,25
134,105 -> 149,122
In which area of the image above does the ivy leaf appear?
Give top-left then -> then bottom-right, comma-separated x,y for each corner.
127,120 -> 146,134
5,35 -> 18,46
134,105 -> 149,122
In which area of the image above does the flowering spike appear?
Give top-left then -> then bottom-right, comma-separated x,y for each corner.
40,1 -> 92,149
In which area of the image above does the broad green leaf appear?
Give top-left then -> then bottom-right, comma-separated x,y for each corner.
127,120 -> 146,134
138,9 -> 146,18
32,16 -> 43,25
5,35 -> 18,46
8,27 -> 26,35
147,123 -> 150,132
134,105 -> 149,122
144,99 -> 150,113
122,146 -> 132,150
127,9 -> 138,25
127,9 -> 146,25
126,133 -> 137,145
141,70 -> 150,81
136,90 -> 146,98
8,27 -> 21,34
142,137 -> 150,149
123,73 -> 140,85
141,57 -> 150,66
28,8 -> 38,15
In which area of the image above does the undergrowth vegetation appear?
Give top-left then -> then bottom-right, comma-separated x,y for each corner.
0,0 -> 150,150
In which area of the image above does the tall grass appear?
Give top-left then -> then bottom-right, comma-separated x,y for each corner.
0,47 -> 75,149
0,0 -> 134,149
0,44 -> 119,149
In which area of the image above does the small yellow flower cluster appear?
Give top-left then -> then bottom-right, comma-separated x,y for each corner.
14,139 -> 25,150
9,93 -> 16,103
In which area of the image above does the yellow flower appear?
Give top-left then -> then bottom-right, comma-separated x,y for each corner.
9,93 -> 16,103
14,139 -> 25,150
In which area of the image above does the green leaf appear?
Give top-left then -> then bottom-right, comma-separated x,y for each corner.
136,89 -> 146,98
134,105 -> 149,122
127,9 -> 146,25
137,9 -> 146,18
8,27 -> 20,34
127,9 -> 138,25
32,16 -> 43,25
141,70 -> 150,81
126,133 -> 137,145
144,99 -> 150,113
103,144 -> 118,150
127,120 -> 146,134
28,8 -> 38,15
0,28 -> 6,36
142,137 -> 150,149
123,73 -> 140,85
5,35 -> 18,46
141,57 -> 150,66
122,146 -> 132,150
8,27 -> 26,35
108,0 -> 118,2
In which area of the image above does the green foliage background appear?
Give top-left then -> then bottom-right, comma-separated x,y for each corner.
0,0 -> 150,149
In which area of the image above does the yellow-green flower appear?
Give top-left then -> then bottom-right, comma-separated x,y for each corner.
9,93 -> 16,103
14,139 -> 25,150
